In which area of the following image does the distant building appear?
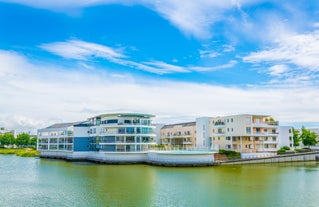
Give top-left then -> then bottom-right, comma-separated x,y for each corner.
160,122 -> 196,148
196,114 -> 293,153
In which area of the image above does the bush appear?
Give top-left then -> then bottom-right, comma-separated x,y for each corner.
277,148 -> 286,154
218,149 -> 241,159
282,146 -> 290,151
295,148 -> 311,153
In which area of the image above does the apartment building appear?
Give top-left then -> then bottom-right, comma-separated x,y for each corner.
160,122 -> 196,148
196,114 -> 293,153
88,113 -> 156,152
37,122 -> 91,152
38,113 -> 156,153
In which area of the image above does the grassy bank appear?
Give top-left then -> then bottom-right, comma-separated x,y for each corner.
0,148 -> 40,157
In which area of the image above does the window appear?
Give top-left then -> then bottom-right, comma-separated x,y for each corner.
218,137 -> 220,141
246,127 -> 251,134
246,117 -> 251,125
227,128 -> 229,132
107,119 -> 118,124
231,128 -> 234,132
289,129 -> 292,133
226,136 -> 231,141
231,118 -> 233,122
289,136 -> 292,141
227,119 -> 229,123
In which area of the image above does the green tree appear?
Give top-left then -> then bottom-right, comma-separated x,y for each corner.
1,133 -> 15,146
300,127 -> 318,147
292,128 -> 301,147
16,133 -> 30,147
29,137 -> 37,147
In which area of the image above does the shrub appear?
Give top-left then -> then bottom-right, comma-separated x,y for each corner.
218,149 -> 241,159
277,148 -> 286,154
282,146 -> 290,151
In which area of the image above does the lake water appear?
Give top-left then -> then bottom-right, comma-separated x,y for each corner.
1,155 -> 319,207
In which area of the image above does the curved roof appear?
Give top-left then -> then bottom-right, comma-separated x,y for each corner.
88,113 -> 155,119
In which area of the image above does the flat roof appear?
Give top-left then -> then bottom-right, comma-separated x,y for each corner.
42,121 -> 86,129
88,113 -> 155,119
162,121 -> 196,129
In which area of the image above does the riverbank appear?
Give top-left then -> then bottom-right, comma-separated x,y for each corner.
0,148 -> 40,157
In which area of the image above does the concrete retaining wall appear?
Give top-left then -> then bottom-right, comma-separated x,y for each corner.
222,152 -> 319,165
40,150 -> 215,166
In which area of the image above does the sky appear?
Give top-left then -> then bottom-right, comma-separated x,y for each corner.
1,0 -> 319,129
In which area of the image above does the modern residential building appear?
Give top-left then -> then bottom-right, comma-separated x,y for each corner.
37,121 -> 91,152
160,122 -> 196,148
196,114 -> 291,153
38,113 -> 156,153
87,113 -> 156,152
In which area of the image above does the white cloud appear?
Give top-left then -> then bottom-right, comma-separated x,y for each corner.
190,60 -> 237,72
199,50 -> 220,58
244,31 -> 319,71
243,31 -> 319,85
1,49 -> 319,130
40,39 -> 238,74
268,64 -> 288,76
40,39 -> 125,61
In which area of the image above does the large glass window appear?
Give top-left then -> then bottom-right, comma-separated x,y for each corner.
126,127 -> 135,134
246,127 -> 251,134
107,119 -> 118,124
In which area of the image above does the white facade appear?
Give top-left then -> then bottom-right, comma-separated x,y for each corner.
88,113 -> 156,152
196,114 -> 282,153
195,117 -> 210,149
278,126 -> 294,148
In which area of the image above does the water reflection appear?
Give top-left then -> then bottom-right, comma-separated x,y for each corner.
1,156 -> 319,207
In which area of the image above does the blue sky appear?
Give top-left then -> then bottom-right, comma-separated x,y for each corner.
0,0 -> 319,129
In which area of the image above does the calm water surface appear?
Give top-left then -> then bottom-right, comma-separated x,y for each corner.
0,155 -> 319,207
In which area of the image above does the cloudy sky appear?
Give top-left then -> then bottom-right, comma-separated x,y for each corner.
1,0 -> 319,129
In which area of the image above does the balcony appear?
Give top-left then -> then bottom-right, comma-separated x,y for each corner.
252,132 -> 278,136
252,121 -> 279,128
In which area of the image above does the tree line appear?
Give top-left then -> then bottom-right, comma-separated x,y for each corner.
0,133 -> 37,148
292,127 -> 318,147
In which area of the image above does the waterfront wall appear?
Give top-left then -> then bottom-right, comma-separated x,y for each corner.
222,152 -> 319,165
39,150 -> 216,166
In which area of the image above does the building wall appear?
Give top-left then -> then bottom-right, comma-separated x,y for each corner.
195,117 -> 210,148
160,122 -> 196,148
278,126 -> 293,148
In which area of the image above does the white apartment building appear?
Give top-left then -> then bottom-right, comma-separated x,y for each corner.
196,114 -> 293,153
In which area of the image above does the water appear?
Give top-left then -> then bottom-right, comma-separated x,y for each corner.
1,155 -> 319,207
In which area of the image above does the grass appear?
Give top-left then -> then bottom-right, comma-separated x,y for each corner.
0,148 -> 40,157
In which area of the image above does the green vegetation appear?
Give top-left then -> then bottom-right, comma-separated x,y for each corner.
218,149 -> 241,160
300,127 -> 318,147
277,146 -> 291,154
292,127 -> 318,147
292,128 -> 301,147
0,133 -> 15,146
0,148 -> 39,157
295,148 -> 312,153
0,133 -> 37,148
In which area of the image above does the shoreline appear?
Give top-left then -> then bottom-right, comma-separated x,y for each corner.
0,148 -> 40,157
